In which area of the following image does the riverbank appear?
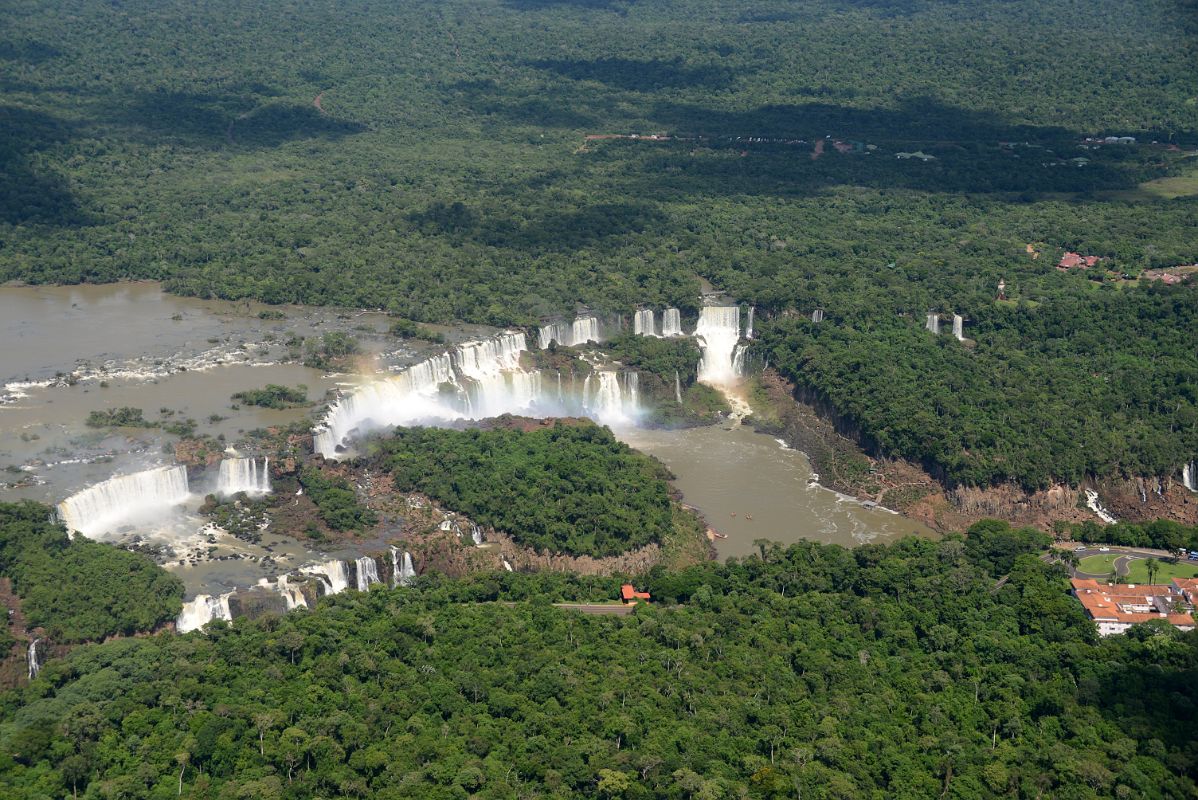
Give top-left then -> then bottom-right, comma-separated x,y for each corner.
746,369 -> 1198,534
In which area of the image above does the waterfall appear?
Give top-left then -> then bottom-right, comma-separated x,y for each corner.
302,559 -> 350,594
811,309 -> 824,323
217,457 -> 271,496
394,550 -> 416,586
176,593 -> 233,633
276,576 -> 307,610
315,332 -> 539,457
1183,462 -> 1196,492
626,371 -> 639,408
1084,489 -> 1117,524
952,314 -> 964,341
746,306 -> 755,339
661,308 -> 683,337
57,465 -> 190,539
633,309 -> 658,337
695,306 -> 743,385
470,524 -> 483,546
355,556 -> 381,591
27,639 -> 41,680
539,316 -> 601,348
502,558 -> 514,572
732,344 -> 748,377
925,313 -> 940,334
675,370 -> 683,404
572,316 -> 601,346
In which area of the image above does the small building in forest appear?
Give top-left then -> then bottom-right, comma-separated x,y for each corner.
620,584 -> 651,605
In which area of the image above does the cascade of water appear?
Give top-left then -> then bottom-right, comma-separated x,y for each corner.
675,370 -> 683,404
57,466 -> 191,539
470,524 -> 483,546
925,313 -> 940,334
217,457 -> 271,496
572,316 -> 601,346
695,306 -> 742,385
732,344 -> 748,377
746,306 -> 755,339
626,372 -> 639,408
27,639 -> 41,680
633,309 -> 658,337
952,314 -> 964,341
354,556 -> 381,591
176,593 -> 233,633
398,552 -> 417,586
811,309 -> 825,323
1084,489 -> 1117,524
661,308 -> 683,337
302,559 -> 350,594
1183,462 -> 1197,492
556,371 -> 563,403
502,558 -> 514,572
315,332 -> 536,457
276,576 -> 307,610
538,321 -> 569,349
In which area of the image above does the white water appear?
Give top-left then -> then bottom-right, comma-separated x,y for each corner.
217,457 -> 271,496
811,309 -> 825,324
502,558 -> 514,572
315,331 -> 642,457
1183,462 -> 1197,492
303,559 -> 350,594
746,307 -> 755,339
27,639 -> 41,680
661,308 -> 683,337
355,556 -> 381,591
633,309 -> 658,337
395,549 -> 416,586
695,307 -> 743,386
176,592 -> 233,633
539,316 -> 602,348
674,370 -> 683,404
275,576 -> 308,610
1085,489 -> 1118,524
57,465 -> 191,539
470,524 -> 484,546
952,314 -> 964,341
925,313 -> 940,334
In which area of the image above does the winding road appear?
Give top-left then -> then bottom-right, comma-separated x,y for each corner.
1056,544 -> 1174,580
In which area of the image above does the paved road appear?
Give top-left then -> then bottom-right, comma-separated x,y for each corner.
1057,545 -> 1168,580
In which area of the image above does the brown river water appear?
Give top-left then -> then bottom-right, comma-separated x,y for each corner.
0,283 -> 932,597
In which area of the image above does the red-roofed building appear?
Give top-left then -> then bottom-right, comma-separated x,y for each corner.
1058,252 -> 1101,270
1070,578 -> 1195,636
620,584 -> 651,605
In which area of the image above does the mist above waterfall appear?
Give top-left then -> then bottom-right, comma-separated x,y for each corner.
57,465 -> 191,540
315,332 -> 642,458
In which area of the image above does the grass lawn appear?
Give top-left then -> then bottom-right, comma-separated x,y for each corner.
1123,558 -> 1198,584
1078,553 -> 1121,575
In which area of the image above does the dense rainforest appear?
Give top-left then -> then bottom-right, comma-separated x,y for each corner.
0,502 -> 183,643
3,0 -> 1198,488
367,422 -> 674,557
1,532 -> 1195,799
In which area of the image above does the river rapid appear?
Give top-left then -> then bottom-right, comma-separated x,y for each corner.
0,283 -> 932,599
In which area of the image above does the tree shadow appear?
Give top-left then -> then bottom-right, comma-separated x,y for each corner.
109,90 -> 365,149
0,105 -> 84,226
407,199 -> 666,251
0,39 -> 61,64
527,57 -> 741,92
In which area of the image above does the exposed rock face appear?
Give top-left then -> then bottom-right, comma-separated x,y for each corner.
1094,477 -> 1198,526
757,368 -> 1198,533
